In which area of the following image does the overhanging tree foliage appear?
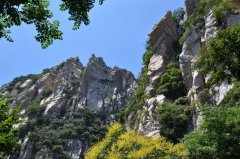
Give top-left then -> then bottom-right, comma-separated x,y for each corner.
0,0 -> 105,48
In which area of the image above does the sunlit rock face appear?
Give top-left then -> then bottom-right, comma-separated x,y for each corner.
128,12 -> 179,137
127,1 -> 240,137
1,55 -> 135,159
76,54 -> 135,113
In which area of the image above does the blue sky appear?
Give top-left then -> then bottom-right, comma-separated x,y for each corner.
0,0 -> 184,86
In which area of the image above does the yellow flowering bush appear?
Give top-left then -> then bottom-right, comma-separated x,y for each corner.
85,123 -> 187,159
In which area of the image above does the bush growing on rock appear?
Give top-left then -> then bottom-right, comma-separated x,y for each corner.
156,62 -> 186,100
196,25 -> 240,85
157,102 -> 193,142
184,106 -> 240,159
85,123 -> 187,159
173,7 -> 185,23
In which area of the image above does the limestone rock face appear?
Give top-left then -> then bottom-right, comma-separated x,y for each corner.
211,81 -> 234,105
148,11 -> 178,58
76,54 -> 135,113
179,28 -> 201,91
138,95 -> 166,137
147,12 -> 178,88
1,55 -> 135,159
203,11 -> 218,42
135,12 -> 178,137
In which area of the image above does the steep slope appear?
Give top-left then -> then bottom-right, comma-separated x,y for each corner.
0,55 -> 135,159
126,0 -> 240,140
126,11 -> 188,139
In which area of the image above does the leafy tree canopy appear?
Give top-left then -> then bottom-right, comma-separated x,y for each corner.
184,106 -> 240,159
0,94 -> 19,159
0,0 -> 105,48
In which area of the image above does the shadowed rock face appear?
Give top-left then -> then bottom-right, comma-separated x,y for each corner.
1,55 -> 135,159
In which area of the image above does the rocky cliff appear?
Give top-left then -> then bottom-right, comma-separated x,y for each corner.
2,0 -> 240,158
126,0 -> 240,139
1,55 -> 135,159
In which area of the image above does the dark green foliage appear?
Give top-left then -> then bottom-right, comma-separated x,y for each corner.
173,7 -> 185,23
26,102 -> 46,118
157,102 -> 193,143
179,31 -> 188,46
142,48 -> 153,66
0,94 -> 19,158
198,89 -> 212,105
42,87 -> 53,98
125,67 -> 149,116
183,0 -> 235,29
114,108 -> 126,124
125,45 -> 152,125
42,68 -> 51,74
156,62 -> 186,100
220,82 -> 240,107
70,79 -> 80,87
180,0 -> 237,48
197,25 -> 240,85
184,106 -> 240,159
174,96 -> 190,106
0,0 -> 105,48
6,74 -> 41,92
18,105 -> 107,158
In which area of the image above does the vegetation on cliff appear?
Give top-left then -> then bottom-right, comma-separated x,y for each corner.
196,25 -> 240,85
0,94 -> 19,159
85,123 -> 187,159
184,106 -> 240,159
18,103 -> 108,158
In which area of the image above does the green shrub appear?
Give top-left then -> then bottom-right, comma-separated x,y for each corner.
42,87 -> 53,98
156,62 -> 186,100
183,0 -> 235,29
6,74 -> 41,92
184,106 -> 240,159
125,66 -> 149,117
42,68 -> 51,74
18,106 -> 108,158
174,96 -> 190,106
196,25 -> 240,85
142,49 -> 153,66
157,102 -> 193,142
173,7 -> 185,23
198,89 -> 212,105
179,31 -> 188,46
26,102 -> 46,118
